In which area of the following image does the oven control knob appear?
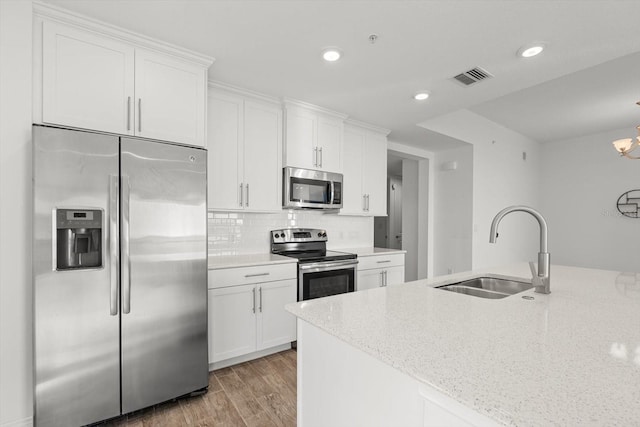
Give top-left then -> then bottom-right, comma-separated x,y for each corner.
317,232 -> 322,237
322,232 -> 327,238
275,233 -> 280,238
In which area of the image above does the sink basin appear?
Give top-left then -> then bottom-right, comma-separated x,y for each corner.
436,277 -> 532,299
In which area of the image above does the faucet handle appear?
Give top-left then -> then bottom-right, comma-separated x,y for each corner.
528,261 -> 538,278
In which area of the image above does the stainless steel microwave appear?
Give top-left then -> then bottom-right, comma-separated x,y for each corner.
283,167 -> 343,210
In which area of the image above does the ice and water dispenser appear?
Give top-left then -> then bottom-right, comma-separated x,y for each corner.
55,208 -> 103,270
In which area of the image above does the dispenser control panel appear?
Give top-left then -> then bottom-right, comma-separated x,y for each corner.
56,209 -> 102,229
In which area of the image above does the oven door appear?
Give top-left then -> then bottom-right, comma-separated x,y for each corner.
298,259 -> 357,301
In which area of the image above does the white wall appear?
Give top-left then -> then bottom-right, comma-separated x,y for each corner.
208,210 -> 373,255
0,1 -> 34,426
420,110 -> 541,270
541,127 -> 640,272
433,145 -> 473,276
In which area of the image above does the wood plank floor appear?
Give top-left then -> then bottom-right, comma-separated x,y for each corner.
103,349 -> 297,427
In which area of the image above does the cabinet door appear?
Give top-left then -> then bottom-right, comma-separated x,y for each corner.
257,279 -> 297,350
385,266 -> 405,286
363,132 -> 388,216
357,269 -> 383,291
342,127 -> 365,214
134,49 -> 206,146
317,116 -> 343,173
285,107 -> 317,169
208,285 -> 257,363
42,21 -> 134,135
243,100 -> 282,212
207,92 -> 243,210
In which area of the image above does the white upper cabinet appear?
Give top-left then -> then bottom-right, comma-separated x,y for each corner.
342,128 -> 365,213
207,91 -> 243,209
35,6 -> 212,147
243,99 -> 282,211
207,86 -> 282,212
342,121 -> 390,216
362,131 -> 388,215
42,21 -> 135,135
284,102 -> 346,173
134,49 -> 206,146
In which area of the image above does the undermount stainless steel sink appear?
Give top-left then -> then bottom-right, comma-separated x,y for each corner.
436,277 -> 533,299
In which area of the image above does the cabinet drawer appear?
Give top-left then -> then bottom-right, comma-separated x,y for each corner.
358,253 -> 404,271
208,263 -> 297,289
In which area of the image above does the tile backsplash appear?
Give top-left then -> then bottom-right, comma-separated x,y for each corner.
208,210 -> 374,256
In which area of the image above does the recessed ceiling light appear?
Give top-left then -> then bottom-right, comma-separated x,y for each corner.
414,92 -> 430,101
322,48 -> 342,62
517,43 -> 546,58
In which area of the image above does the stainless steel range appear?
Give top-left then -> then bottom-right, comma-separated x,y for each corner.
271,228 -> 357,301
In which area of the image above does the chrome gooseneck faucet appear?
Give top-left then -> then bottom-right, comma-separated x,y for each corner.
489,205 -> 551,294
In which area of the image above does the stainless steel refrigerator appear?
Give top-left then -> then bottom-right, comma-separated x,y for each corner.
33,125 -> 208,426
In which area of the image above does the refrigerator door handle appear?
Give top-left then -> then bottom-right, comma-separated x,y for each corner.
122,174 -> 132,314
109,175 -> 119,316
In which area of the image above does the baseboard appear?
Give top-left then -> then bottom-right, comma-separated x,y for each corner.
1,416 -> 33,427
209,343 -> 292,371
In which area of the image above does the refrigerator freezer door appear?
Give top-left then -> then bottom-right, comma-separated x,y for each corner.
120,138 -> 208,413
33,126 -> 121,426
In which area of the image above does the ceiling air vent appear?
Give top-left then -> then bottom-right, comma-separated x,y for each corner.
452,67 -> 493,86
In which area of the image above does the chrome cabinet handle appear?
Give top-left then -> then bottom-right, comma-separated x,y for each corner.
363,194 -> 367,211
252,288 -> 256,313
319,147 -> 323,168
377,260 -> 391,264
259,287 -> 263,312
109,175 -> 119,316
384,270 -> 388,286
128,96 -> 132,131
122,175 -> 131,314
366,194 -> 370,211
380,271 -> 385,287
138,98 -> 142,132
239,183 -> 244,207
245,272 -> 269,278
313,147 -> 318,167
246,183 -> 249,207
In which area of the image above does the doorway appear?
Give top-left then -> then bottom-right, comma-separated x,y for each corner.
374,152 -> 424,282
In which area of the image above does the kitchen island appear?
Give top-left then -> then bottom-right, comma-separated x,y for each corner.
286,264 -> 640,426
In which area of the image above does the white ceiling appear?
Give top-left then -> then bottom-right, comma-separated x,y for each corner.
44,0 -> 640,151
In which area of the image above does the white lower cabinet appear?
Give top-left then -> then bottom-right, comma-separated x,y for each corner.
357,253 -> 405,291
208,284 -> 257,362
208,264 -> 297,365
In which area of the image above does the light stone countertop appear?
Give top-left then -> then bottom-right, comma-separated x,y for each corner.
338,247 -> 407,257
208,253 -> 296,270
286,264 -> 640,426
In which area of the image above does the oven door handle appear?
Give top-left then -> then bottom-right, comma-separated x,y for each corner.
299,259 -> 358,271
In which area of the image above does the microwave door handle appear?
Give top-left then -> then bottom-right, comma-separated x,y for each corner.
330,181 -> 335,205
